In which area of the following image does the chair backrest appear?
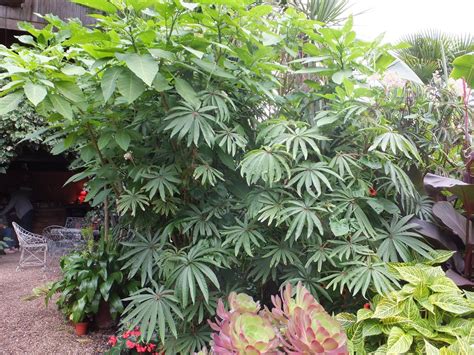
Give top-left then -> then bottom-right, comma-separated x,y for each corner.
43,225 -> 66,242
65,217 -> 86,229
12,222 -> 45,246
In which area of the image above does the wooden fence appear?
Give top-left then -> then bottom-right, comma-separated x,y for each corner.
0,0 -> 94,31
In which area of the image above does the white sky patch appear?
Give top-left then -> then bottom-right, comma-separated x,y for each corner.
347,0 -> 474,43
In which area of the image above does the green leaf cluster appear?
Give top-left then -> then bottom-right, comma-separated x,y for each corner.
338,255 -> 474,354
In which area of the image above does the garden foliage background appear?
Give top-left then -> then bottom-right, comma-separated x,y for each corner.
0,0 -> 472,353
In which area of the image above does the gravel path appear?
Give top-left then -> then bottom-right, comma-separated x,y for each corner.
0,253 -> 110,355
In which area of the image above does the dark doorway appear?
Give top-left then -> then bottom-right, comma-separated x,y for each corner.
0,149 -> 88,233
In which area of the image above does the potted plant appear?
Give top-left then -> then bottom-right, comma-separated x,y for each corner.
46,236 -> 139,335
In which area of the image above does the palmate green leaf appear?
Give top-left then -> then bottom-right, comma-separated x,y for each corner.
346,259 -> 398,297
332,189 -> 377,237
180,205 -> 220,241
193,164 -> 224,186
166,243 -> 221,306
121,283 -> 183,343
382,161 -> 416,197
248,257 -> 277,283
369,130 -> 420,160
280,196 -> 325,241
221,218 -> 266,257
282,264 -> 332,302
376,214 -> 434,262
117,188 -> 149,216
329,153 -> 361,179
142,165 -> 180,201
119,230 -> 163,286
240,146 -> 291,187
262,239 -> 300,268
386,327 -> 413,354
182,292 -> 217,323
164,325 -> 211,355
201,90 -> 236,122
287,161 -> 341,197
329,231 -> 373,260
256,190 -> 286,225
164,101 -> 216,147
216,123 -> 247,156
271,126 -> 328,159
305,241 -> 335,272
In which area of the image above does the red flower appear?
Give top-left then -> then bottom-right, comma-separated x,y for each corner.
126,340 -> 136,349
363,303 -> 371,309
369,187 -> 377,197
122,330 -> 131,339
130,329 -> 141,337
108,336 -> 117,346
136,344 -> 147,353
147,343 -> 157,352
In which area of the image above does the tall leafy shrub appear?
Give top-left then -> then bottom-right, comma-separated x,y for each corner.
0,0 -> 466,351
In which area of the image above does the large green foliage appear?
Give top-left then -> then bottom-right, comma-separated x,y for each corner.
0,100 -> 46,172
0,0 -> 467,352
338,253 -> 474,354
396,30 -> 474,83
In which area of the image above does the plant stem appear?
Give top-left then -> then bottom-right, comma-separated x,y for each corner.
104,198 -> 109,243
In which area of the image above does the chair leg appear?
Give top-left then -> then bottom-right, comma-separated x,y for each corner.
18,247 -> 25,271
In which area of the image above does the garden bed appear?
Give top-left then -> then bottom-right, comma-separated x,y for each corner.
0,254 -> 109,354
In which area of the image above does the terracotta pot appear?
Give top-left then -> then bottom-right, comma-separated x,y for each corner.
74,322 -> 88,336
95,299 -> 115,329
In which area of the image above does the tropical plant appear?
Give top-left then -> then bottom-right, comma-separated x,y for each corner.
204,282 -> 348,354
286,0 -> 350,24
396,30 -> 474,83
451,53 -> 474,88
337,253 -> 474,354
107,327 -> 160,354
46,239 -> 138,323
0,100 -> 46,173
0,0 -> 467,351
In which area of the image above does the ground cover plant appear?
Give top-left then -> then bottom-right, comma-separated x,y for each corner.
0,0 -> 472,352
338,252 -> 474,354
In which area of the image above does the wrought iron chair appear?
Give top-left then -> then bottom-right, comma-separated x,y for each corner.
42,225 -> 74,260
12,222 -> 48,270
65,217 -> 87,229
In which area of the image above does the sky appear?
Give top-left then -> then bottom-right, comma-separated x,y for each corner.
347,0 -> 474,43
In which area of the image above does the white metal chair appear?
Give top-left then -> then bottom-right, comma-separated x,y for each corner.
12,222 -> 48,270
65,217 -> 87,229
42,225 -> 73,261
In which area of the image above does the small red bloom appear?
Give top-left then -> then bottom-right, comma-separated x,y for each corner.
108,336 -> 117,346
130,329 -> 141,337
369,187 -> 377,197
147,343 -> 157,352
364,303 -> 371,309
122,330 -> 131,339
136,344 -> 147,353
126,340 -> 136,349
